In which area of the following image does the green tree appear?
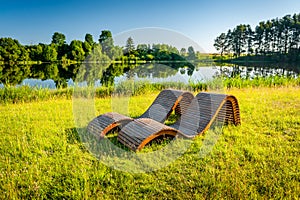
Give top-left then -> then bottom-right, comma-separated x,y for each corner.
99,30 -> 114,58
214,33 -> 227,56
263,20 -> 273,54
69,40 -> 85,61
254,22 -> 265,55
0,38 -> 30,62
282,15 -> 293,54
42,44 -> 58,62
180,48 -> 187,56
111,46 -> 123,60
83,33 -> 94,55
51,32 -> 68,59
291,14 -> 300,50
245,25 -> 254,55
27,44 -> 44,61
85,33 -> 94,45
187,46 -> 196,60
51,32 -> 66,46
232,24 -> 248,57
83,41 -> 92,56
136,44 -> 150,59
125,37 -> 135,54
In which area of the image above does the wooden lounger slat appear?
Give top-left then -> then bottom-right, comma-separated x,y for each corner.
118,119 -> 178,150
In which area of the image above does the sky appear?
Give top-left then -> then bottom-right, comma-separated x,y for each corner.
1,0 -> 300,53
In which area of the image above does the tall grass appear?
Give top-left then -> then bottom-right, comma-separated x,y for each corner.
0,86 -> 114,104
223,75 -> 300,88
0,86 -> 73,104
1,75 -> 299,104
0,82 -> 191,104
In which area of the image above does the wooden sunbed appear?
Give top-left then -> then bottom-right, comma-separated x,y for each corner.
118,92 -> 241,151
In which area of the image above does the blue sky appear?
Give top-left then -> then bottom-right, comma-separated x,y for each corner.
1,0 -> 300,52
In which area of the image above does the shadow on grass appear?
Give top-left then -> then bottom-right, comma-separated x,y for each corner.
65,127 -> 81,144
65,127 -> 177,153
139,135 -> 176,153
64,127 -> 196,173
65,127 -> 132,154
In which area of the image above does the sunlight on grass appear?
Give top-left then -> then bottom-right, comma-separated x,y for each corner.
0,86 -> 299,198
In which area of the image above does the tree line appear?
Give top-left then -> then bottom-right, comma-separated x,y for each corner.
214,13 -> 300,62
0,30 -> 199,63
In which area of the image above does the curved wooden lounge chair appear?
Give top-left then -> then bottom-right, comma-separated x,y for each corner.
87,89 -> 194,139
118,92 -> 241,151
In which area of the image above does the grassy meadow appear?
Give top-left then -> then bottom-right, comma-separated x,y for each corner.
0,85 -> 299,199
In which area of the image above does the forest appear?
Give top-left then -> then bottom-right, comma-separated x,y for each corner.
213,13 -> 300,62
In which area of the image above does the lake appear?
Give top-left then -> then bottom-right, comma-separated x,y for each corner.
0,62 -> 299,89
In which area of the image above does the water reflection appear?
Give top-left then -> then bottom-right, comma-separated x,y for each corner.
0,63 -> 31,85
99,61 -> 194,86
0,63 -> 81,87
114,63 -> 299,85
0,62 -> 299,88
115,65 -> 218,84
214,64 -> 299,79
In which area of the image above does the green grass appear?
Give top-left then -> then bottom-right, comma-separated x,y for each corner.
0,86 -> 299,199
